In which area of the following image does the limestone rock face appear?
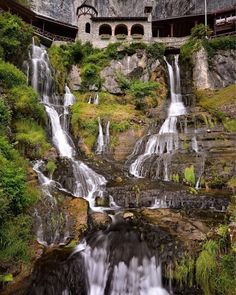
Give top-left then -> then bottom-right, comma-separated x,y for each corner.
193,48 -> 236,90
29,0 -> 234,24
29,0 -> 77,24
100,51 -> 166,95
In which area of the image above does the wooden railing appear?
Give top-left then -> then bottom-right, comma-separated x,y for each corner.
32,26 -> 75,42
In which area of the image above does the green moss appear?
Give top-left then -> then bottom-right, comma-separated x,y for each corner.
184,165 -> 196,186
15,120 -> 51,159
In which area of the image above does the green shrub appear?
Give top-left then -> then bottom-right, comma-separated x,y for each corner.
80,63 -> 101,89
0,12 -> 33,65
105,43 -> 125,60
0,155 -> 28,215
204,36 -> 236,60
0,60 -> 26,88
7,85 -> 45,123
0,215 -> 32,263
146,42 -> 165,59
129,80 -> 159,110
116,72 -> 131,90
184,165 -> 196,186
191,24 -> 212,40
0,99 -> 11,129
15,120 -> 51,159
83,51 -> 109,68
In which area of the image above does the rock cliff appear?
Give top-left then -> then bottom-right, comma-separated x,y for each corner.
28,0 -> 235,24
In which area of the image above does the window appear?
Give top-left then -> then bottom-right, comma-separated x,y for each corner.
85,22 -> 91,33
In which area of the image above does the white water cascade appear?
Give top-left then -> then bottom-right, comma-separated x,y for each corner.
129,55 -> 186,181
95,117 -> 110,154
63,85 -> 75,130
80,231 -> 169,295
29,44 -> 106,207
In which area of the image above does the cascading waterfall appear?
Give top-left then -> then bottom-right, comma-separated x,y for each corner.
63,85 -> 75,130
129,55 -> 186,181
29,44 -> 107,207
88,92 -> 99,105
95,117 -> 110,154
27,223 -> 170,295
33,160 -> 70,245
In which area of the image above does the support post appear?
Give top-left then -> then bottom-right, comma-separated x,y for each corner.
170,23 -> 174,37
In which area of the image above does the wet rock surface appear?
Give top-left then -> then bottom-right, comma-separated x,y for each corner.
107,179 -> 230,210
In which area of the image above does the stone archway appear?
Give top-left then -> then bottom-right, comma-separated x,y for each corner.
131,24 -> 144,35
99,24 -> 112,35
115,24 -> 128,35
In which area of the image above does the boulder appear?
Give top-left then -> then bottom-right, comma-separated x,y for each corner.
90,212 -> 111,229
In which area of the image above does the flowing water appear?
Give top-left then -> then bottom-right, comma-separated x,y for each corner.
29,44 -> 107,207
129,55 -> 186,181
96,117 -> 110,154
26,222 -> 170,295
25,46 -> 175,293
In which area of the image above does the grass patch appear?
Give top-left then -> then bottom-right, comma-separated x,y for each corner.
15,120 -> 51,159
71,91 -> 145,152
184,165 -> 196,186
196,84 -> 236,130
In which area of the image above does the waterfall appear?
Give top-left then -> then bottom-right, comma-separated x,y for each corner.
95,117 -> 110,154
63,85 -> 75,130
27,223 -> 170,295
129,55 -> 186,181
88,92 -> 99,104
29,44 -> 107,207
33,160 -> 70,246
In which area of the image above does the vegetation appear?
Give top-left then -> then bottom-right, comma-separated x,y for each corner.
0,14 -> 47,279
115,73 -> 159,110
196,84 -> 236,132
173,256 -> 194,287
71,92 -> 146,152
180,23 -> 236,65
204,36 -> 236,61
184,165 -> 196,186
0,13 -> 33,66
48,40 -> 165,91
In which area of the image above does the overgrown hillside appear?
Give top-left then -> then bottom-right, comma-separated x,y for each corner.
0,13 -> 51,284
